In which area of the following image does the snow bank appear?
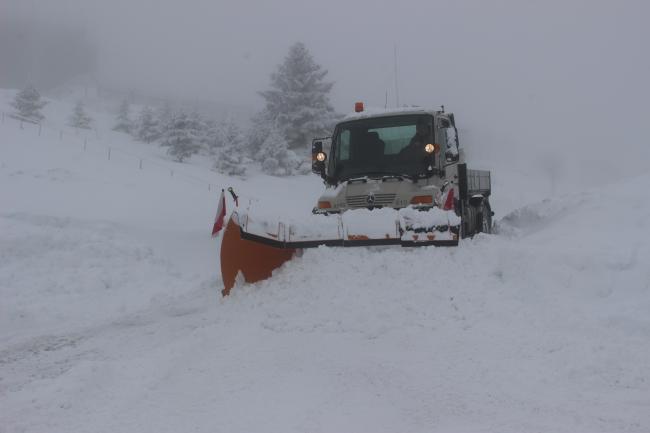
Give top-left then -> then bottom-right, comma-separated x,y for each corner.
2,91 -> 649,433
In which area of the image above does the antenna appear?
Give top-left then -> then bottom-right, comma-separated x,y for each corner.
385,90 -> 388,109
394,44 -> 400,108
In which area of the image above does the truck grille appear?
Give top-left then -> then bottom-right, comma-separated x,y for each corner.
346,193 -> 396,208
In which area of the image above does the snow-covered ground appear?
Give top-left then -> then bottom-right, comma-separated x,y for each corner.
1,90 -> 649,432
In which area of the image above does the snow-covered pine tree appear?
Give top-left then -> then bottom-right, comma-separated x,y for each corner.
213,118 -> 248,176
11,85 -> 47,123
156,101 -> 174,137
187,110 -> 208,151
215,151 -> 248,177
68,100 -> 93,130
246,109 -> 274,160
113,99 -> 132,134
258,125 -> 304,176
202,119 -> 220,155
258,42 -> 337,152
160,111 -> 201,162
213,118 -> 243,150
136,106 -> 159,143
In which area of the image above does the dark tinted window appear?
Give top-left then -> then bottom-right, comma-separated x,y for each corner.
331,114 -> 433,180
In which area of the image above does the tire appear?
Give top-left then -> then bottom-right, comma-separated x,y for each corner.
478,201 -> 492,234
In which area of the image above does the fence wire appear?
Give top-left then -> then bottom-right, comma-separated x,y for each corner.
1,110 -> 224,194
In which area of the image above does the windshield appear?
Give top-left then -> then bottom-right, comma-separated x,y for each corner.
329,114 -> 434,181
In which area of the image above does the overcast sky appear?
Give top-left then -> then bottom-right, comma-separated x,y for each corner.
3,0 -> 650,185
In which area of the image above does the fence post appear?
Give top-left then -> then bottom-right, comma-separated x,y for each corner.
38,124 -> 42,136
170,169 -> 174,177
83,138 -> 87,151
108,148 -> 111,160
20,119 -> 24,129
139,159 -> 143,169
208,184 -> 211,191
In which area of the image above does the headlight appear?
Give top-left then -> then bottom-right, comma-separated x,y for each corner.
424,143 -> 440,154
316,152 -> 327,162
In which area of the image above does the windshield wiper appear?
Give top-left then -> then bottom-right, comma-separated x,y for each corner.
339,171 -> 416,183
378,172 -> 416,181
366,171 -> 418,181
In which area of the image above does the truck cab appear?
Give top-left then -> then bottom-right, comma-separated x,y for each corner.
311,105 -> 492,236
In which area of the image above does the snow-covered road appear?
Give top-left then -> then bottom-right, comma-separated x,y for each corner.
2,92 -> 649,432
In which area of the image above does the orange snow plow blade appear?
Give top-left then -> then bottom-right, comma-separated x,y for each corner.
219,209 -> 459,296
220,214 -> 296,296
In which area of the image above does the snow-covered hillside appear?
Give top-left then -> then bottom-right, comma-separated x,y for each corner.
1,91 -> 649,433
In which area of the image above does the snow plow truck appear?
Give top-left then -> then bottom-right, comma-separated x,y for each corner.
220,103 -> 493,295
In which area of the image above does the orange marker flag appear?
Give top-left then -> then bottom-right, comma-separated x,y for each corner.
211,190 -> 226,237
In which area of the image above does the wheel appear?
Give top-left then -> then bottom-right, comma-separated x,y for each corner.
477,201 -> 492,234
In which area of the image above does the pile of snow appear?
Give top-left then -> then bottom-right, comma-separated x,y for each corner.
242,205 -> 460,243
2,90 -> 649,432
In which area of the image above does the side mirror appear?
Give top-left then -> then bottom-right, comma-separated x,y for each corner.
311,140 -> 327,178
445,127 -> 460,162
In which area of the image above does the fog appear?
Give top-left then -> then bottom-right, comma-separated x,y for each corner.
3,0 -> 649,188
